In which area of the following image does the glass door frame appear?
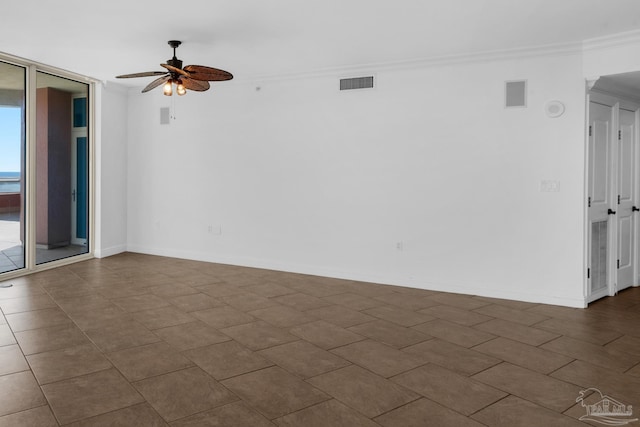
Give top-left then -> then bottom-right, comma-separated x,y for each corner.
0,51 -> 96,279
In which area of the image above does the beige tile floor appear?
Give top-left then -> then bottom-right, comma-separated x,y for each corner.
0,252 -> 639,426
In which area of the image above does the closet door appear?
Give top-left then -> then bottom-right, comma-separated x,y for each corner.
587,101 -> 614,300
617,108 -> 636,291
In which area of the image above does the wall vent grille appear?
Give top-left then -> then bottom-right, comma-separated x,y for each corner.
505,80 -> 527,108
340,76 -> 374,91
160,107 -> 170,125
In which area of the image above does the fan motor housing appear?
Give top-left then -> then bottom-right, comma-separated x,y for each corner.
167,58 -> 183,69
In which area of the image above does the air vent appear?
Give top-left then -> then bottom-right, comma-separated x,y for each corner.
340,76 -> 374,91
160,107 -> 170,125
505,80 -> 527,108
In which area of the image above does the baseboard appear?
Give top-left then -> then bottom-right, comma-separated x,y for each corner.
125,244 -> 587,308
95,244 -> 127,259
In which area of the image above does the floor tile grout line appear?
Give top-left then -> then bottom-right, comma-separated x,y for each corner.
265,395 -> 334,421
3,258 -> 640,424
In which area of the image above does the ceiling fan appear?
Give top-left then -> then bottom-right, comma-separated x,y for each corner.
116,40 -> 233,96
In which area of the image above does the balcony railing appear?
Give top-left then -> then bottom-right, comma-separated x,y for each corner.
0,177 -> 21,213
0,176 -> 20,194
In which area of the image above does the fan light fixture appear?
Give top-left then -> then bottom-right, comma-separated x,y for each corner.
163,80 -> 173,96
176,81 -> 187,96
162,79 -> 187,96
116,40 -> 233,96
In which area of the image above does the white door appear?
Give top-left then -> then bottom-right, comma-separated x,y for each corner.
588,101 -> 614,301
617,108 -> 636,291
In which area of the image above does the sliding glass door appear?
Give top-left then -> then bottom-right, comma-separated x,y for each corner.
35,72 -> 89,265
0,56 -> 92,278
0,61 -> 25,274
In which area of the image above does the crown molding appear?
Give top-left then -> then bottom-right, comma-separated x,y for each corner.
100,80 -> 130,95
246,41 -> 583,83
247,29 -> 640,83
583,29 -> 640,51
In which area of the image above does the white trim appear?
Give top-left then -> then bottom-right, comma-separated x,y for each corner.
95,244 -> 127,259
127,244 -> 587,308
93,83 -> 102,259
242,29 -> 640,84
101,80 -> 130,95
591,85 -> 640,106
589,90 -> 640,113
610,101 -> 620,297
583,29 -> 640,52
583,91 -> 591,304
635,108 -> 640,287
25,65 -> 36,270
0,50 -> 100,85
586,287 -> 610,304
247,41 -> 582,83
88,81 -> 96,258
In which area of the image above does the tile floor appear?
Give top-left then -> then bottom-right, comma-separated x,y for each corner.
0,252 -> 638,426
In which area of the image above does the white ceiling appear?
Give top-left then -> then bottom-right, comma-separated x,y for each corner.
2,0 -> 640,87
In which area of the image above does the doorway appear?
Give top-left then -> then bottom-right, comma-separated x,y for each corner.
0,54 -> 93,279
35,72 -> 90,265
587,79 -> 640,303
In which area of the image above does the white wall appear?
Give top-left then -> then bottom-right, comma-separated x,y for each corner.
95,83 -> 128,258
125,51 -> 587,306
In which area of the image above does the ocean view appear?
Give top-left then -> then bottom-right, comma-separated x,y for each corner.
0,172 -> 20,193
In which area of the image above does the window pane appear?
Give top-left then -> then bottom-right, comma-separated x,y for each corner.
0,61 -> 25,274
35,72 -> 89,265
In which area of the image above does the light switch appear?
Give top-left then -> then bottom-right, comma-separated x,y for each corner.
540,180 -> 560,192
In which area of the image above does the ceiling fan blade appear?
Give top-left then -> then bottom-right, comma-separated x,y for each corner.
142,75 -> 171,93
180,77 -> 210,92
183,65 -> 233,81
161,63 -> 190,77
116,71 -> 167,78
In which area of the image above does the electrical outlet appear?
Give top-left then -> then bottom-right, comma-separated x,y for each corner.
396,241 -> 404,251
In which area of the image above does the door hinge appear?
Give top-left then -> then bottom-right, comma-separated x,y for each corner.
589,125 -> 592,137
588,196 -> 591,208
617,259 -> 620,269
618,195 -> 621,205
619,130 -> 622,140
587,268 -> 591,279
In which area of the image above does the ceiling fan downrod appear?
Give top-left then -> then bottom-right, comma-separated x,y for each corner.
167,40 -> 183,69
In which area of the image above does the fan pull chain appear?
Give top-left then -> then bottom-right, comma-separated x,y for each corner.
171,91 -> 177,121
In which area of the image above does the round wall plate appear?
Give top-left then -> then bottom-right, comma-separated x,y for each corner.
545,100 -> 565,118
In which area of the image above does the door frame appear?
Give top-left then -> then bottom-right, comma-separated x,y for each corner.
0,51 -> 96,281
585,88 -> 640,303
71,94 -> 88,247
